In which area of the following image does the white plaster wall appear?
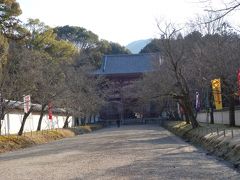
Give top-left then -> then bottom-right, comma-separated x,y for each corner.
1,110 -> 73,135
197,109 -> 240,126
235,110 -> 240,126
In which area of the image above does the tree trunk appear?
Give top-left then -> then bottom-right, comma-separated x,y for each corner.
229,94 -> 235,127
0,108 -> 4,136
0,120 -> 2,135
37,104 -> 47,131
178,101 -> 190,124
183,96 -> 199,128
0,103 -> 5,135
18,108 -> 33,136
210,106 -> 214,124
184,111 -> 190,124
81,117 -> 86,125
209,96 -> 214,124
75,117 -> 79,126
208,89 -> 214,124
180,113 -> 184,122
63,115 -> 70,128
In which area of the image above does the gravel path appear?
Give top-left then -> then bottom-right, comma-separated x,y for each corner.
0,125 -> 239,180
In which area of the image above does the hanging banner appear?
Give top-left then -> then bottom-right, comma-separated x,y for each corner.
23,95 -> 31,113
195,91 -> 200,112
48,102 -> 52,120
238,68 -> 240,97
211,79 -> 223,110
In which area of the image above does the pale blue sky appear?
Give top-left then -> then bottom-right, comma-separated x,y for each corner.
17,0 -> 239,45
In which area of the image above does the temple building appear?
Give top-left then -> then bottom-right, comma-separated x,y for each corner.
95,53 -> 162,121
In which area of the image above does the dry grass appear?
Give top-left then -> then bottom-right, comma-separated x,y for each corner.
0,124 -> 103,154
164,121 -> 240,168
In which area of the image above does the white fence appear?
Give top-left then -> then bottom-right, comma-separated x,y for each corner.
0,109 -> 73,135
197,108 -> 240,126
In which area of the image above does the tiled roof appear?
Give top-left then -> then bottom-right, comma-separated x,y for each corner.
95,53 -> 161,75
5,100 -> 66,114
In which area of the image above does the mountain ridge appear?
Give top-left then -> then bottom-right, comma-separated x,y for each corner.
126,39 -> 152,54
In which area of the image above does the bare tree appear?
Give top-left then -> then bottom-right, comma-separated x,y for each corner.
188,12 -> 229,35
6,47 -> 63,134
3,46 -> 39,135
57,65 -> 105,127
201,0 -> 240,22
131,73 -> 173,119
13,48 -> 48,134
136,22 -> 200,128
187,12 -> 240,126
192,31 -> 240,126
159,23 -> 200,128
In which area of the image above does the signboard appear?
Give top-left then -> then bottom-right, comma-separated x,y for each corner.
211,79 -> 223,110
23,95 -> 31,113
48,102 -> 52,120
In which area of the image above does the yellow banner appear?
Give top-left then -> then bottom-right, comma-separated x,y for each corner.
211,79 -> 223,110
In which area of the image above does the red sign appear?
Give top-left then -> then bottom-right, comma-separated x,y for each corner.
48,102 -> 52,120
238,68 -> 240,96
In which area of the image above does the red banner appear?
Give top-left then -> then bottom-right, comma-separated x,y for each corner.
48,102 -> 52,120
238,68 -> 240,97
